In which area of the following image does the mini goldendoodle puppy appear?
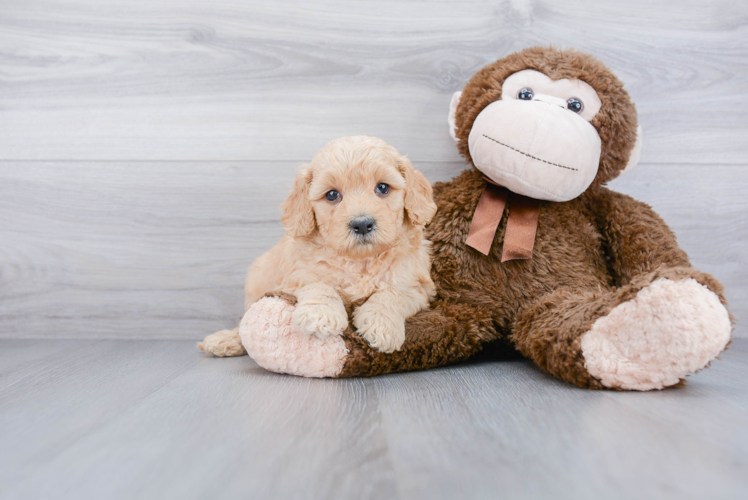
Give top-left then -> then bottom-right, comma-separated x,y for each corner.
198,136 -> 437,356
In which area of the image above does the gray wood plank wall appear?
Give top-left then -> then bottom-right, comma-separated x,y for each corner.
1,0 -> 746,339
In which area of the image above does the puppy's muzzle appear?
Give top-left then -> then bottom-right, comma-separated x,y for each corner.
349,216 -> 376,237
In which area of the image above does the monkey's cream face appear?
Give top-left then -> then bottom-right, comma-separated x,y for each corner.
453,69 -> 605,202
308,153 -> 407,258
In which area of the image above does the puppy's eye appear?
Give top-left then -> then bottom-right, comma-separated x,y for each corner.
325,190 -> 340,202
518,88 -> 534,100
567,97 -> 584,113
375,183 -> 390,195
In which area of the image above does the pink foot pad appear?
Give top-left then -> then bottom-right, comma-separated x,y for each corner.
582,278 -> 731,390
239,297 -> 348,378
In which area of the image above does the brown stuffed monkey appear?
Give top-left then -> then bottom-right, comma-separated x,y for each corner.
227,46 -> 733,391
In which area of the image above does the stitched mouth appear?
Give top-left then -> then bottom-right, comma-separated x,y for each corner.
482,134 -> 578,172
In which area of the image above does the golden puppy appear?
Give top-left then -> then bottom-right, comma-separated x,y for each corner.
199,136 -> 437,356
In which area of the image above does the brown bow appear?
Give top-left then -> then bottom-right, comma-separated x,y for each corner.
465,180 -> 540,262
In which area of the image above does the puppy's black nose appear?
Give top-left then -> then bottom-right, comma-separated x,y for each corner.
349,216 -> 376,235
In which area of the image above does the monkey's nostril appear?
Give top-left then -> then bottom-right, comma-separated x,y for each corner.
349,217 -> 376,235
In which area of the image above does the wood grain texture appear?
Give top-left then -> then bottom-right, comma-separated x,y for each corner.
0,0 -> 746,162
1,161 -> 746,339
1,338 -> 747,500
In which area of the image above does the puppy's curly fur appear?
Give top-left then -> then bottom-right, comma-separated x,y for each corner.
199,136 -> 437,355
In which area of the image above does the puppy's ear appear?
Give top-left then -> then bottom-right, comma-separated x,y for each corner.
281,165 -> 316,237
396,155 -> 437,227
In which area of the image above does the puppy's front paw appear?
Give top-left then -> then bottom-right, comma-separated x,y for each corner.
292,302 -> 348,338
353,304 -> 405,353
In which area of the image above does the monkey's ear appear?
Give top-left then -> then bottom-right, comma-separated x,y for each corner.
397,155 -> 437,227
448,90 -> 462,143
621,125 -> 643,174
280,165 -> 316,238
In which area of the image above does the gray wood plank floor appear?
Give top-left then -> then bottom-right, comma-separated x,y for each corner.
1,338 -> 747,500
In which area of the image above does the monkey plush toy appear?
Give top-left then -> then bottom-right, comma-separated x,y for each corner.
235,46 -> 732,390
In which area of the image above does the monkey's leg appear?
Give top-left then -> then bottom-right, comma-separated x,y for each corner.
239,293 -> 499,378
512,268 -> 732,390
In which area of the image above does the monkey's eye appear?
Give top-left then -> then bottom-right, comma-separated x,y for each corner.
375,183 -> 390,195
518,88 -> 534,100
325,190 -> 340,202
567,98 -> 584,113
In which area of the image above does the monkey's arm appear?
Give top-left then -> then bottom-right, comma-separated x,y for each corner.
588,187 -> 727,301
240,292 -> 504,378
588,187 -> 689,283
340,299 -> 500,377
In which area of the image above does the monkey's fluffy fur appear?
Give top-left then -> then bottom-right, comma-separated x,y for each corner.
199,136 -> 437,356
